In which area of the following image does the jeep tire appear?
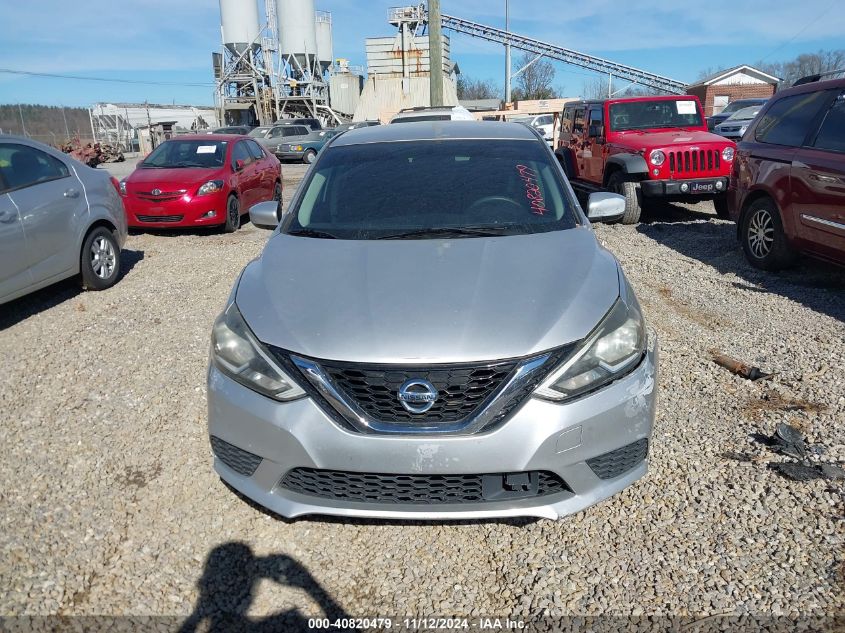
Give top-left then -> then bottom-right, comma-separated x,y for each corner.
713,195 -> 730,219
607,172 -> 642,224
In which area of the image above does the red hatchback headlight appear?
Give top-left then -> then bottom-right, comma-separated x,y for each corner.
197,180 -> 224,196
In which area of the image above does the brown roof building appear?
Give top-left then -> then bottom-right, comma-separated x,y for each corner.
686,65 -> 781,116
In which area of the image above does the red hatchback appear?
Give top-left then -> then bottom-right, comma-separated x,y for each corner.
121,135 -> 282,231
728,77 -> 845,269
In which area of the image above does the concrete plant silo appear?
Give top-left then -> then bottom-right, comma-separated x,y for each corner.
315,11 -> 334,75
276,0 -> 318,73
219,0 -> 261,55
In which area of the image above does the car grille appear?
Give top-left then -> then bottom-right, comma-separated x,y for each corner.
210,436 -> 262,476
319,359 -> 517,424
586,438 -> 649,480
136,214 -> 184,223
279,468 -> 569,504
668,149 -> 722,175
136,190 -> 186,202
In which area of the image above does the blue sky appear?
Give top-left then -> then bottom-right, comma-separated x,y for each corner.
0,0 -> 842,107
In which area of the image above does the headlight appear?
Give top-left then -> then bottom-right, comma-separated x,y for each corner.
722,147 -> 735,162
119,180 -> 127,196
211,303 -> 305,401
738,125 -> 748,136
649,150 -> 665,166
534,297 -> 645,401
197,180 -> 224,196
291,145 -> 303,151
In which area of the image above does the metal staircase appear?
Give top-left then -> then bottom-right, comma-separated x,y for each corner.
440,13 -> 688,95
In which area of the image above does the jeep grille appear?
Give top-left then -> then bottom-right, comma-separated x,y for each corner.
668,149 -> 721,175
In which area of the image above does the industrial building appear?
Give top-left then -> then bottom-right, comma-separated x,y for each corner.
213,2 -> 459,127
89,103 -> 219,151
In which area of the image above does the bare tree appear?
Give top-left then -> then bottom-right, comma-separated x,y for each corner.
456,76 -> 500,100
581,76 -> 664,99
511,52 -> 558,100
756,49 -> 845,87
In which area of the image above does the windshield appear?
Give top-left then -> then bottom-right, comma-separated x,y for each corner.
609,99 -> 704,131
248,127 -> 271,138
282,139 -> 578,240
141,140 -> 227,168
726,106 -> 762,121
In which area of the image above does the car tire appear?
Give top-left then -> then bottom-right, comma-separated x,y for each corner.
303,149 -> 317,164
556,151 -> 574,179
607,172 -> 642,224
740,198 -> 797,271
224,195 -> 240,233
273,181 -> 283,222
713,195 -> 730,220
80,226 -> 121,291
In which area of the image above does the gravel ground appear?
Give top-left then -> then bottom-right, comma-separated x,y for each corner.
1,158 -> 843,627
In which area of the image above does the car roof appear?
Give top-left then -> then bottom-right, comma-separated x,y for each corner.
171,134 -> 243,141
330,121 -> 538,146
772,76 -> 845,99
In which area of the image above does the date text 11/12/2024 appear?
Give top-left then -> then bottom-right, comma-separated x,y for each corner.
307,617 -> 526,630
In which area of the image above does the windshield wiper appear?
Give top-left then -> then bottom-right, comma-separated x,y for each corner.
378,225 -> 513,240
286,228 -> 338,239
171,161 -> 208,168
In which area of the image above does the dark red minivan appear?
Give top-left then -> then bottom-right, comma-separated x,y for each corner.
728,76 -> 845,270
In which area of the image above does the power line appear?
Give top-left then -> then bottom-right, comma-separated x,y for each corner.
758,0 -> 837,61
0,68 -> 214,88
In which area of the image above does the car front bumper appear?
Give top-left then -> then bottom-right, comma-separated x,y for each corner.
124,190 -> 228,228
640,177 -> 729,199
274,151 -> 306,161
207,336 -> 658,520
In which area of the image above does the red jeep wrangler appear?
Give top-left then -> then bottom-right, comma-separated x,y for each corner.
555,95 -> 737,223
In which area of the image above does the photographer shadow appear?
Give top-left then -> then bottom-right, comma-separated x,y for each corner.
179,542 -> 351,633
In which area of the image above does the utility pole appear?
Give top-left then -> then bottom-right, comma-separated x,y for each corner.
18,104 -> 27,137
428,0 -> 444,107
505,0 -> 511,104
60,105 -> 70,139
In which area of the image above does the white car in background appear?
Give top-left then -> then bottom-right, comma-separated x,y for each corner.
390,105 -> 476,123
512,114 -> 555,145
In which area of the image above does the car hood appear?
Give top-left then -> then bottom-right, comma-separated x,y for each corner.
235,228 -> 620,364
625,129 -> 732,148
718,117 -> 754,126
127,166 -> 222,190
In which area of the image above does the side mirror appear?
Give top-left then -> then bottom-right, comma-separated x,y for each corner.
234,159 -> 245,171
249,201 -> 280,230
587,192 -> 626,223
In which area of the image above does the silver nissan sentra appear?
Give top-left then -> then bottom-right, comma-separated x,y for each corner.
207,121 -> 658,520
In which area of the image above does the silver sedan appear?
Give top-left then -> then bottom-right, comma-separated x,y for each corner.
0,135 -> 128,305
207,121 -> 657,520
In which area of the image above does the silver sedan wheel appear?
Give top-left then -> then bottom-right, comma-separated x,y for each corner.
747,208 -> 774,259
91,235 -> 116,279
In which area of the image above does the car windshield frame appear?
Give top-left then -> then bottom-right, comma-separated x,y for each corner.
609,99 -> 705,131
140,139 -> 228,169
280,138 -> 581,240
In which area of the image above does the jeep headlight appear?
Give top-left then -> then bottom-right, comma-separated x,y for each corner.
535,297 -> 645,401
211,303 -> 305,401
722,147 -> 735,162
738,125 -> 748,136
649,150 -> 665,166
